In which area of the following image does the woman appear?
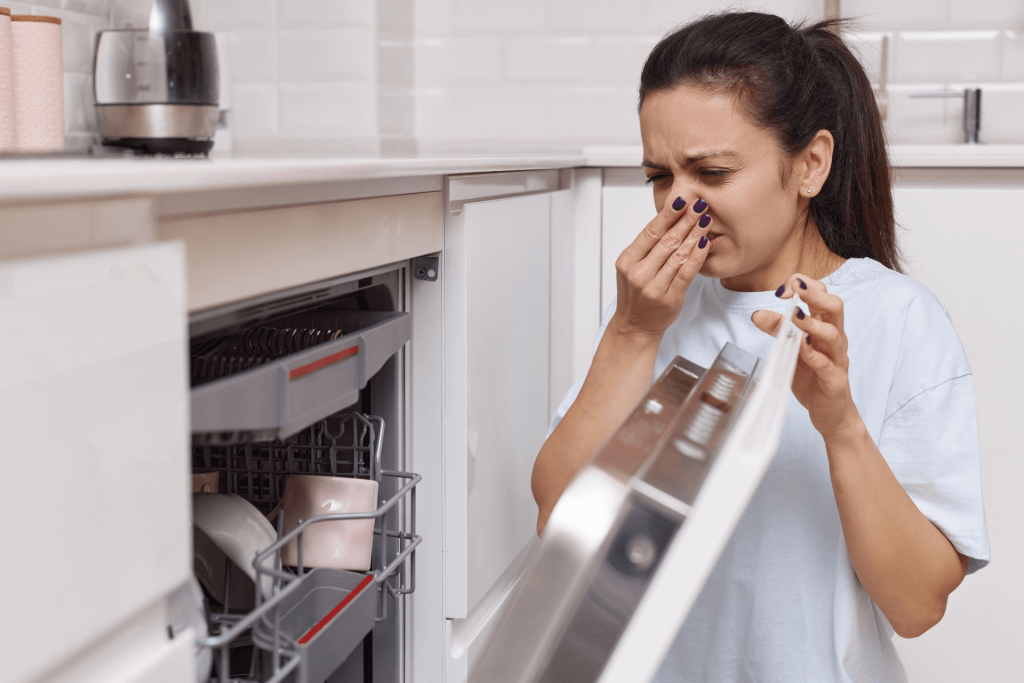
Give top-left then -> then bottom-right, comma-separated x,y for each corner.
532,12 -> 988,683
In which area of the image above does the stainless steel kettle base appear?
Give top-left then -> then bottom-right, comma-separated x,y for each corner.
97,104 -> 218,140
101,137 -> 214,155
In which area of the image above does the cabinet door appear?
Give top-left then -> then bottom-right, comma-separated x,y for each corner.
0,244 -> 191,683
891,172 -> 1024,683
463,192 -> 553,617
602,168 -> 654,313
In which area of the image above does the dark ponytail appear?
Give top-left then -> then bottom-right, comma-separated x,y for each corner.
639,12 -> 901,272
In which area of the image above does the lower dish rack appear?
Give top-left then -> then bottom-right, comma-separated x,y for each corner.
195,413 -> 420,683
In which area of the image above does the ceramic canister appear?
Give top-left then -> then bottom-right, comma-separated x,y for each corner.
10,14 -> 63,152
0,8 -> 13,151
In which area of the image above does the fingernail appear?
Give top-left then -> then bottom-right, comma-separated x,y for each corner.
672,196 -> 686,211
796,308 -> 805,320
798,278 -> 807,290
775,285 -> 785,298
698,214 -> 712,228
806,334 -> 812,345
693,198 -> 708,213
698,236 -> 708,249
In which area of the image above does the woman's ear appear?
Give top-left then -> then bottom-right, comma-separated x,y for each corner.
799,129 -> 835,198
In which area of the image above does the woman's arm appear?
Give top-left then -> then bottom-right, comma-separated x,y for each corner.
533,195 -> 713,533
754,275 -> 968,638
824,419 -> 968,637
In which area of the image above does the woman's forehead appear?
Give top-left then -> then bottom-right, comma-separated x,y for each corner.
639,85 -> 772,167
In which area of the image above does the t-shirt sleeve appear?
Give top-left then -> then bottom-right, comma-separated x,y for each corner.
876,375 -> 990,573
875,285 -> 990,573
546,300 -> 617,438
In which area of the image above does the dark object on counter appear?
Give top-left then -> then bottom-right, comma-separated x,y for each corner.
93,0 -> 218,155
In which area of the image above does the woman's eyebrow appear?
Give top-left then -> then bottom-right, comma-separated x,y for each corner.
642,151 -> 737,170
685,150 -> 737,163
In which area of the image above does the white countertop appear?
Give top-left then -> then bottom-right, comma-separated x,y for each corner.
0,153 -> 587,203
0,144 -> 1021,204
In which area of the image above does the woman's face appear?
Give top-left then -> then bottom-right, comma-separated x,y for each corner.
639,84 -> 813,290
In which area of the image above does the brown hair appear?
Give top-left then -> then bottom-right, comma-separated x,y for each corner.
639,12 -> 901,272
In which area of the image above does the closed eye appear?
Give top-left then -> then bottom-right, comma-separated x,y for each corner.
700,169 -> 729,179
644,174 -> 671,185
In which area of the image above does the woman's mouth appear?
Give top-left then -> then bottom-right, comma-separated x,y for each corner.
706,232 -> 723,246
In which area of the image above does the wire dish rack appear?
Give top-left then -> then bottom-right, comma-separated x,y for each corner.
194,413 -> 421,683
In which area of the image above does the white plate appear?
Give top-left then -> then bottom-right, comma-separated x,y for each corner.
192,493 -> 276,599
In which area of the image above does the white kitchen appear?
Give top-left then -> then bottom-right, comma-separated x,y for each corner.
0,1 -> 1021,683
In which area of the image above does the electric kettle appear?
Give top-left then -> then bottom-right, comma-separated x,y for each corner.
94,0 -> 219,154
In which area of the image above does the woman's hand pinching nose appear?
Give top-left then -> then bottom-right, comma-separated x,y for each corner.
611,195 -> 713,339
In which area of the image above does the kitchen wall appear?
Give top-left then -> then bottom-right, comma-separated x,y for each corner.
413,0 -> 1024,151
209,0 -> 415,155
16,0 -> 1023,153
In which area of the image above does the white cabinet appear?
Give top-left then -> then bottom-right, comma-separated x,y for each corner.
463,192 -> 553,615
889,169 -> 1024,683
0,244 -> 192,683
437,169 -> 602,682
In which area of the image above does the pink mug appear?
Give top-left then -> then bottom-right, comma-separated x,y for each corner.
280,475 -> 379,571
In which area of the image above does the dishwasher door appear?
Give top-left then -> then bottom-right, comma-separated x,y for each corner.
470,310 -> 803,683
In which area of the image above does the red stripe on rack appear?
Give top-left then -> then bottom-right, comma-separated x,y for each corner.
297,574 -> 375,645
288,345 -> 359,381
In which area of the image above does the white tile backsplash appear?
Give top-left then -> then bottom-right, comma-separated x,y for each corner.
417,38 -> 500,84
451,0 -> 545,33
231,84 -> 279,136
843,0 -> 950,30
896,31 -> 1000,82
1003,31 -> 1024,80
279,0 -> 374,29
959,83 -> 1024,143
206,0 -> 279,30
949,0 -> 1024,30
546,86 -> 640,141
885,84 -> 964,144
278,29 -> 376,82
279,81 -> 378,136
504,37 -> 593,82
594,36 -> 659,84
546,0 -> 642,33
226,32 -> 279,84
11,0 -> 1024,153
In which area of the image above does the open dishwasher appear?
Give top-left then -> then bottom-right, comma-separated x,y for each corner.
186,268 -> 420,683
469,303 -> 804,683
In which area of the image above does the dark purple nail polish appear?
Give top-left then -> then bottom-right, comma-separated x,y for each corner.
672,196 -> 686,211
698,213 -> 711,228
806,334 -> 812,345
775,285 -> 785,298
798,278 -> 807,290
796,308 -> 805,320
693,198 -> 708,213
698,236 -> 708,249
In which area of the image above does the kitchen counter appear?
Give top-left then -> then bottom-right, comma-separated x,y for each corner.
0,153 -> 586,204
2,144 -> 1022,205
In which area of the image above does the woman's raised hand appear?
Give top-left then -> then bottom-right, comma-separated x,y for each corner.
752,274 -> 862,440
612,195 -> 712,338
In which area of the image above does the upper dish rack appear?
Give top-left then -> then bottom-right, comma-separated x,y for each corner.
190,310 -> 411,442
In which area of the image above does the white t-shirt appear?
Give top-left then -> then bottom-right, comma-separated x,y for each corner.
547,258 -> 990,683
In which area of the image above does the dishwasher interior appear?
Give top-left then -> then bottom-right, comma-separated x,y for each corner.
186,268 -> 418,683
